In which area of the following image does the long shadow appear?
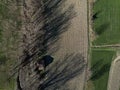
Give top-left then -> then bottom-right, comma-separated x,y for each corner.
38,53 -> 86,90
90,64 -> 110,80
90,59 -> 103,72
12,0 -> 76,89
95,22 -> 110,35
12,0 -> 75,70
90,59 -> 111,81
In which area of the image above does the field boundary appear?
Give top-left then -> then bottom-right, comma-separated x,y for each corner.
92,44 -> 120,48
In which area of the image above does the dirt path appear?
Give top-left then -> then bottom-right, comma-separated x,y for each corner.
45,0 -> 88,90
107,56 -> 120,90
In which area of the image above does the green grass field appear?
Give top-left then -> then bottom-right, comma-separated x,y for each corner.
90,49 -> 115,90
88,0 -> 119,90
0,1 -> 21,89
0,51 -> 16,90
93,0 -> 120,45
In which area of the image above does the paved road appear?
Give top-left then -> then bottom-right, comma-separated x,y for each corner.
107,56 -> 120,90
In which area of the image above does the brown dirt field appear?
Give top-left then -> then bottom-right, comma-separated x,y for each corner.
17,0 -> 88,90
47,0 -> 88,90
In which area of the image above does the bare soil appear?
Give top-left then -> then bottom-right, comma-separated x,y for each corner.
17,0 -> 88,90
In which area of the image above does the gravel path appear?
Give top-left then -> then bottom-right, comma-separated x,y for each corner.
107,56 -> 120,90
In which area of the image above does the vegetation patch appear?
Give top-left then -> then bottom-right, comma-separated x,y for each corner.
90,49 -> 115,90
0,0 -> 21,89
93,0 -> 120,45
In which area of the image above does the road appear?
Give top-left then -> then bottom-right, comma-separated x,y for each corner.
107,56 -> 120,90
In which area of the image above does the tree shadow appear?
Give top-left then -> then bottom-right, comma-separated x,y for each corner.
95,22 -> 110,35
12,0 -> 75,70
91,64 -> 110,80
34,55 -> 54,73
90,59 -> 111,81
38,53 -> 86,90
90,59 -> 103,72
11,0 -> 76,89
92,11 -> 102,21
42,55 -> 54,68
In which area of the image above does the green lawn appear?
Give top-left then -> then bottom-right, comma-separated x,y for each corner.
93,0 -> 120,45
90,49 -> 115,90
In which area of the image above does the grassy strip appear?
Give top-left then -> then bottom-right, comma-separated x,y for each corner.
93,0 -> 120,45
90,49 -> 116,90
0,51 -> 15,90
0,0 -> 21,89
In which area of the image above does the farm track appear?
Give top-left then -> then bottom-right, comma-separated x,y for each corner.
107,56 -> 120,90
